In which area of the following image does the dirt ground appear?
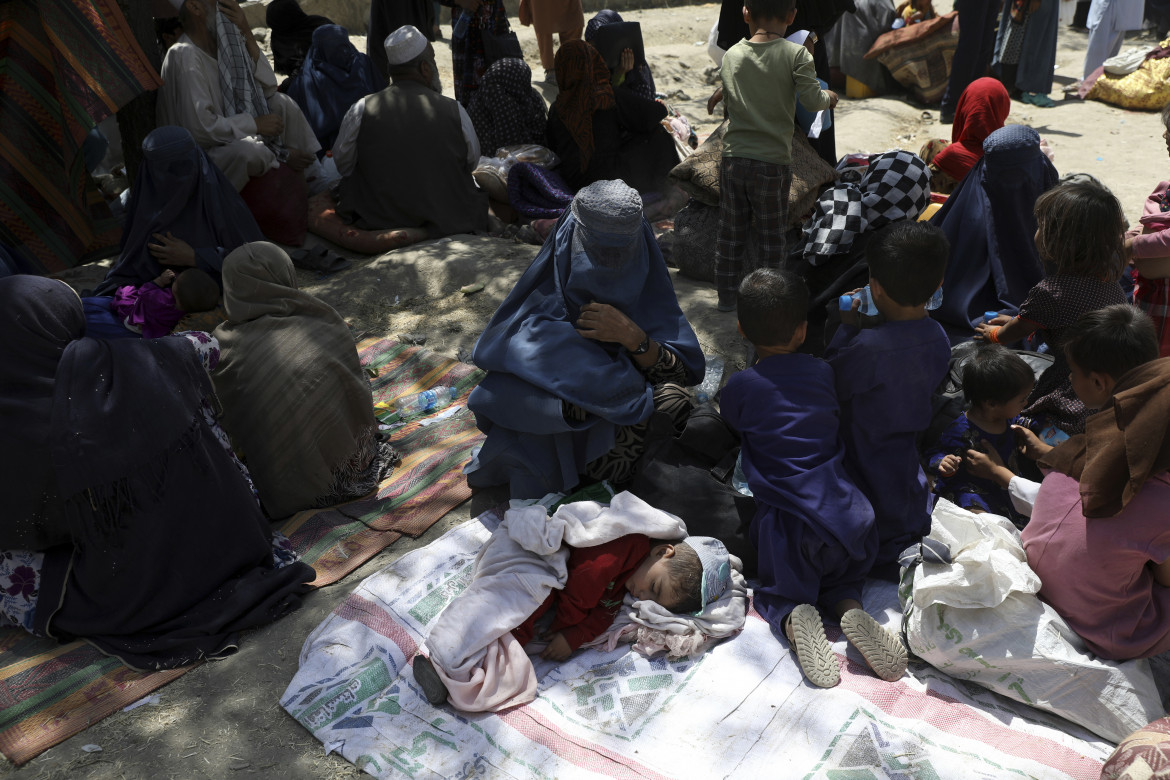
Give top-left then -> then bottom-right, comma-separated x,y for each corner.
3,3 -> 1165,777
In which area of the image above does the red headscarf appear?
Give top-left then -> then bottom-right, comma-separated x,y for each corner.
552,40 -> 615,172
933,78 -> 1011,183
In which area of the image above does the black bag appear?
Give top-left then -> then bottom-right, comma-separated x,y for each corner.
482,21 -> 523,65
628,405 -> 758,577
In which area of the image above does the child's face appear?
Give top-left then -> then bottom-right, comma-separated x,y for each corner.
1068,356 -> 1113,409
983,386 -> 1032,422
626,544 -> 681,609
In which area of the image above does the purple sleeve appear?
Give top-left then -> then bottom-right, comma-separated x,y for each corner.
1130,227 -> 1170,260
720,372 -> 745,432
130,283 -> 185,339
925,416 -> 969,471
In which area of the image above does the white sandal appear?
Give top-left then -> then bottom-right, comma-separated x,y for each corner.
840,608 -> 908,682
787,604 -> 840,688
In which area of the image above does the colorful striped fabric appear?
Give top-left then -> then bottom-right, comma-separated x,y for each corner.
0,0 -> 161,274
0,338 -> 484,765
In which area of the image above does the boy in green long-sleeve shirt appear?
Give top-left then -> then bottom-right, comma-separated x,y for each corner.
710,0 -> 837,311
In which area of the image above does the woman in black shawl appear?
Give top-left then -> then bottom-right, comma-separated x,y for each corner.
0,276 -> 314,669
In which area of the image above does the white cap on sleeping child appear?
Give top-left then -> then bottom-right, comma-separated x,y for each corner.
679,536 -> 732,610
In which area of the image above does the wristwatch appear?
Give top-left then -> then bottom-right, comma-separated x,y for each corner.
629,335 -> 651,355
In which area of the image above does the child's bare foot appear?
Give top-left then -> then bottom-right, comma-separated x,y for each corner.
786,604 -> 839,688
840,608 -> 907,682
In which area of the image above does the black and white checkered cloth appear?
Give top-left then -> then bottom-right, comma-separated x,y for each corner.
802,150 -> 931,263
216,9 -> 270,122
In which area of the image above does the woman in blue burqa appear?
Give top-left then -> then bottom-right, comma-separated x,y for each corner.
287,24 -> 381,151
929,124 -> 1059,342
467,179 -> 704,499
94,126 -> 263,295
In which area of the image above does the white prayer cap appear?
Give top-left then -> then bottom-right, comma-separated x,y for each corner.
384,25 -> 427,66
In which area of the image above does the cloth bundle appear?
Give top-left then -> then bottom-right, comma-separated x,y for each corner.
507,162 -> 574,218
422,492 -> 748,712
802,149 -> 930,261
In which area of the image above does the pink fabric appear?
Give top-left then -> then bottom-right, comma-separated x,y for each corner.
431,634 -> 538,712
112,282 -> 184,339
1022,471 -> 1170,660
1128,180 -> 1170,260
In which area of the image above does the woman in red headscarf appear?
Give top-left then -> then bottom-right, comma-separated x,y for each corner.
920,78 -> 1011,194
545,40 -> 677,194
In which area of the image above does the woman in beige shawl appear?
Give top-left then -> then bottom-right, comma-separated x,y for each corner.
213,242 -> 398,518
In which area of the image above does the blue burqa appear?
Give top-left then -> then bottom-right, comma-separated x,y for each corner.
287,25 -> 381,151
930,124 -> 1058,343
467,211 -> 703,499
95,127 -> 263,295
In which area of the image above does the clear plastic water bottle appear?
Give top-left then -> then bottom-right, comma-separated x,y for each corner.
694,356 -> 724,404
394,386 -> 458,416
925,286 -> 944,311
732,451 -> 753,497
839,286 -> 880,317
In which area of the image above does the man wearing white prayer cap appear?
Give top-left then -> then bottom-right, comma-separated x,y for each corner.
331,25 -> 489,240
156,0 -> 324,192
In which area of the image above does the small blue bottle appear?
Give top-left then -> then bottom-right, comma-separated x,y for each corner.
983,310 -> 1000,323
839,285 -> 880,317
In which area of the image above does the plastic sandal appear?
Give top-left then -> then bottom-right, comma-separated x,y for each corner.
840,608 -> 908,682
787,604 -> 840,688
412,655 -> 450,706
1021,91 -> 1056,108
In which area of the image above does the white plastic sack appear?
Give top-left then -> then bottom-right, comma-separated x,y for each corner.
1104,47 -> 1155,76
708,21 -> 725,67
902,499 -> 1165,744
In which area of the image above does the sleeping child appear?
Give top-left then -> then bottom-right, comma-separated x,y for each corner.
113,267 -> 220,338
412,492 -> 745,712
721,269 -> 904,689
926,345 -> 1034,527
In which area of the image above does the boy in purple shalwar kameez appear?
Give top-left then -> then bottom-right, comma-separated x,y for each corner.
825,221 -> 952,570
722,269 -> 907,689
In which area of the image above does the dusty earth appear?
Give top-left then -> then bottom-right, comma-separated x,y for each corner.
3,2 -> 1166,778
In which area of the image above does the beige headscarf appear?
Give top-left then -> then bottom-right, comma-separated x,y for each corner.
212,242 -> 377,518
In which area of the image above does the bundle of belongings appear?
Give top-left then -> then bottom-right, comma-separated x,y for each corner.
864,11 -> 959,104
412,491 -> 749,712
1085,38 -> 1170,110
668,120 -> 837,283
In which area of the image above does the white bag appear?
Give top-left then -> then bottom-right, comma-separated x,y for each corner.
902,499 -> 1165,744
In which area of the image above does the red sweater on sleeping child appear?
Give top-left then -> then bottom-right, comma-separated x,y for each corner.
512,534 -> 650,651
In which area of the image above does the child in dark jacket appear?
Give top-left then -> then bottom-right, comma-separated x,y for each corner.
722,269 -> 905,688
825,221 -> 952,569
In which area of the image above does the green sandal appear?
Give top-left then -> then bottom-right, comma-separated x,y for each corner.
1021,91 -> 1056,108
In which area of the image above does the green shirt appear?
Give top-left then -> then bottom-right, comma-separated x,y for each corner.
720,37 -> 831,165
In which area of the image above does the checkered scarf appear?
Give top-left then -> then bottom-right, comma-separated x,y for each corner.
216,8 -> 270,121
802,150 -> 931,262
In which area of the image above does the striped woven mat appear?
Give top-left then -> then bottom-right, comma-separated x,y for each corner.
0,338 -> 484,765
